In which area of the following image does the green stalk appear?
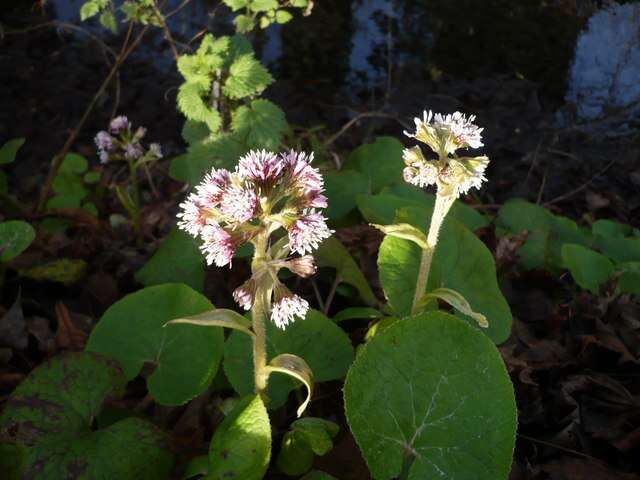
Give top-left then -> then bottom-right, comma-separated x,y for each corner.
251,234 -> 270,399
128,158 -> 142,246
410,192 -> 456,315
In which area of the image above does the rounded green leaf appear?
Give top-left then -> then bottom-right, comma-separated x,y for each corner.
223,309 -> 354,409
86,283 -> 223,405
135,227 -> 205,291
206,394 -> 271,480
344,312 -> 517,480
0,220 -> 35,262
378,208 -> 512,343
561,243 -> 614,294
0,138 -> 25,165
0,352 -> 173,479
343,137 -> 404,193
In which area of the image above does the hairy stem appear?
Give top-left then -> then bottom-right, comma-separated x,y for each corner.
128,159 -> 142,246
410,193 -> 456,315
251,235 -> 270,399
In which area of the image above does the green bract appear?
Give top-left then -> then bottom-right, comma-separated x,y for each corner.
223,309 -> 354,409
344,312 -> 516,480
86,283 -> 224,405
0,353 -> 173,479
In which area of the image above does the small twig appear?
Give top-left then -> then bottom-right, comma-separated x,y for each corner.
536,163 -> 549,205
517,433 -> 606,464
543,158 -> 616,207
322,274 -> 341,316
311,279 -> 325,312
324,111 -> 400,147
151,0 -> 179,61
36,23 -> 150,212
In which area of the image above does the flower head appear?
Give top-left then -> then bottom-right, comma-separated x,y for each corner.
288,210 -> 333,255
149,143 -> 163,159
237,150 -> 284,184
271,283 -> 309,329
95,131 -> 114,152
219,185 -> 258,223
233,279 -> 256,310
197,168 -> 231,207
403,110 -> 489,197
200,223 -> 237,267
124,142 -> 143,160
177,193 -> 210,236
110,115 -> 131,134
286,255 -> 317,278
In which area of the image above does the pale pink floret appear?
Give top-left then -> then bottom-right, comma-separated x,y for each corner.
287,255 -> 317,278
288,210 -> 333,255
177,193 -> 209,236
403,162 -> 438,188
200,224 -> 236,267
110,115 -> 131,134
124,142 -> 143,160
271,293 -> 309,329
233,281 -> 254,310
219,185 -> 257,223
435,111 -> 484,150
196,168 -> 231,207
282,151 -> 323,194
149,143 -> 163,159
94,131 -> 113,152
306,191 -> 328,208
237,150 -> 284,183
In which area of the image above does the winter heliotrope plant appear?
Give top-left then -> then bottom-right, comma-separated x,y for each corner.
172,149 -> 331,414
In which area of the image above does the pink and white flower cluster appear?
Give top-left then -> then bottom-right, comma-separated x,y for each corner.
178,149 -> 332,328
402,110 -> 489,197
94,115 -> 162,165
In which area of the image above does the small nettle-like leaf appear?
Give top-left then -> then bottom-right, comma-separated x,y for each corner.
99,10 -> 118,33
206,395 -> 271,480
561,243 -> 614,294
277,418 -> 339,476
181,120 -> 211,145
0,220 -> 35,263
166,308 -> 255,338
0,352 -> 173,479
276,9 -> 293,23
372,222 -> 429,250
177,83 -> 222,133
223,54 -> 273,99
378,207 -> 512,343
234,14 -> 255,33
135,227 -> 205,291
223,0 -> 248,11
0,138 -> 25,165
231,99 -> 286,150
265,353 -> 314,417
315,236 -> 377,306
344,312 -> 517,480
86,283 -> 224,406
343,137 -> 405,193
80,0 -> 110,21
169,133 -> 247,184
418,287 -> 488,328
224,309 -> 354,409
252,0 -> 279,12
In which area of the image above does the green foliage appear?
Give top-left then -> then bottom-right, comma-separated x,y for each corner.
300,472 -> 337,480
173,34 -> 286,183
135,227 -> 204,291
378,207 -> 512,343
223,0 -> 312,33
323,170 -> 369,219
315,236 -> 377,305
18,258 -> 87,285
342,137 -> 405,192
0,220 -> 35,263
277,418 -> 339,476
0,138 -> 25,165
205,395 -> 271,480
223,309 -> 354,409
562,244 -> 614,294
46,153 -> 98,214
86,283 -> 224,405
0,352 -> 173,479
344,312 -> 516,480
332,307 -> 382,323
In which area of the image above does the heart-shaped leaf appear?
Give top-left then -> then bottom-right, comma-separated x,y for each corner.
135,227 -> 205,291
378,207 -> 512,343
206,394 -> 271,480
344,312 -> 516,480
0,352 -> 173,479
86,283 -> 223,405
342,137 -> 405,193
223,309 -> 354,409
562,244 -> 614,294
276,418 -> 339,476
0,221 -> 35,263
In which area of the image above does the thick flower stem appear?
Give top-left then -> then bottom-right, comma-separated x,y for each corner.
128,159 -> 142,247
251,235 -> 270,399
410,193 -> 456,315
